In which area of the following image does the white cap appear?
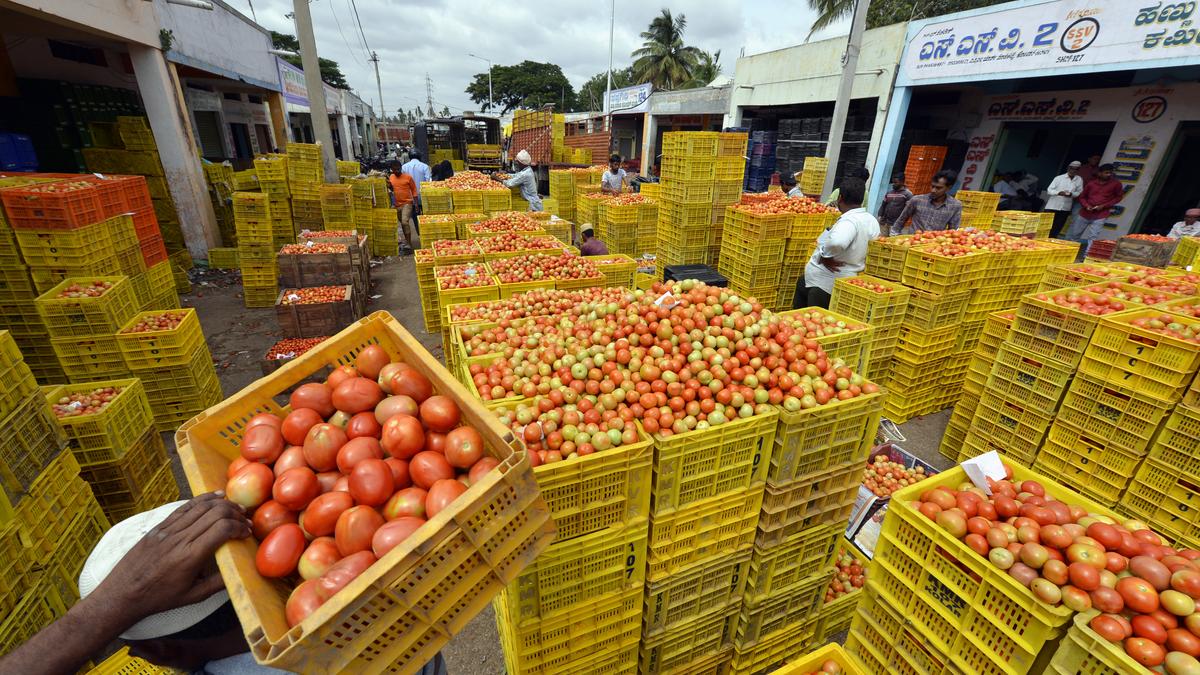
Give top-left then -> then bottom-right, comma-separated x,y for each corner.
580,223 -> 594,234
1068,160 -> 1082,168
78,500 -> 230,640
516,150 -> 532,165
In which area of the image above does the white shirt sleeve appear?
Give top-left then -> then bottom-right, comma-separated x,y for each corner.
1069,176 -> 1083,198
816,214 -> 859,258
1169,222 -> 1185,239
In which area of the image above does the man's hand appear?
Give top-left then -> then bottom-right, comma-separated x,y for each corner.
819,256 -> 844,273
92,493 -> 252,622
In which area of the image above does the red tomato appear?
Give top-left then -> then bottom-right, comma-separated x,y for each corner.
290,382 -> 335,417
273,467 -> 321,511
274,446 -> 308,475
1069,562 -> 1101,591
332,377 -> 385,414
424,432 -> 446,454
381,415 -> 425,460
241,424 -> 284,464
281,408 -> 324,446
317,550 -> 376,599
419,395 -> 460,433
315,471 -> 340,493
1118,577 -> 1160,614
251,499 -> 297,540
285,579 -> 328,627
303,424 -> 348,472
346,411 -> 382,440
1168,628 -> 1200,657
1132,614 -> 1168,644
372,517 -> 427,557
336,436 -> 384,474
226,456 -> 251,479
410,451 -> 454,489
375,395 -> 418,424
1090,614 -> 1126,642
444,426 -> 484,468
1091,586 -> 1125,614
225,462 -> 273,509
1123,637 -> 1165,667
326,364 -> 358,389
383,487 -> 428,520
355,345 -> 390,380
246,413 -> 282,432
301,491 -> 354,537
388,368 -> 433,402
468,456 -> 500,485
256,523 -> 306,578
349,459 -> 395,507
297,537 -> 341,580
1174,569 -> 1200,599
334,506 -> 385,557
383,458 -> 410,489
426,479 -> 468,517
1087,522 -> 1123,551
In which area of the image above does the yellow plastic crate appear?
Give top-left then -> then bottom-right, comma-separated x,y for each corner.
744,522 -> 841,605
46,378 -> 155,464
0,392 -> 67,500
1045,610 -> 1144,675
770,390 -> 882,485
904,288 -> 970,330
648,409 -> 776,516
1056,373 -> 1174,455
496,585 -> 642,675
639,604 -> 738,675
498,519 -> 646,626
643,549 -> 750,638
85,646 -> 177,675
647,488 -> 763,582
36,276 -> 140,338
753,642 -> 864,675
864,236 -> 911,282
175,312 -> 555,674
757,461 -> 860,547
779,307 -> 873,373
1007,290 -> 1118,367
735,569 -> 829,647
14,214 -> 137,268
1078,308 -> 1200,402
1119,457 -> 1200,550
902,246 -> 989,294
830,275 -> 911,327
1146,402 -> 1200,476
115,309 -> 206,369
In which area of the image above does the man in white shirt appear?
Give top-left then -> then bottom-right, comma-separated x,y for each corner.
494,149 -> 543,211
1045,161 -> 1084,238
795,176 -> 880,309
600,154 -> 627,194
1168,208 -> 1200,239
781,172 -> 802,198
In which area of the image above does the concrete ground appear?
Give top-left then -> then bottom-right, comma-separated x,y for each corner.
167,255 -> 953,674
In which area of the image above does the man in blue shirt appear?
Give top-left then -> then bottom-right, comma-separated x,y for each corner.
402,151 -> 432,232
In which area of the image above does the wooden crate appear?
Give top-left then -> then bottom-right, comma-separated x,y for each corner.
275,286 -> 361,338
1111,236 -> 1177,268
277,248 -> 358,288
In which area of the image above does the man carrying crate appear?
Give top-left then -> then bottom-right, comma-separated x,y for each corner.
0,494 -> 447,675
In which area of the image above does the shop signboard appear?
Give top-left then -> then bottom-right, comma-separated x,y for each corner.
900,0 -> 1200,85
956,82 -> 1200,238
608,83 -> 653,115
277,57 -> 308,107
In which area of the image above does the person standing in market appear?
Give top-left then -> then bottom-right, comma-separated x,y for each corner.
794,177 -> 879,310
877,173 -> 913,236
1077,154 -> 1102,184
824,167 -> 870,207
889,170 -> 962,234
781,172 -> 803,198
0,494 -> 448,675
1065,164 -> 1123,251
600,154 -> 628,194
1045,161 -> 1085,238
1168,208 -> 1200,239
493,149 -> 543,212
386,160 -> 417,254
403,150 -> 432,233
578,224 -> 609,255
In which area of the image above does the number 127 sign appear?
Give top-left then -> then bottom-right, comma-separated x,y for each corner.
901,0 -> 1192,85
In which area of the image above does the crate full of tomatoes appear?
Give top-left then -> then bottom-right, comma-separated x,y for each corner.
1111,233 -> 1178,268
276,242 -> 362,289
176,311 -> 554,674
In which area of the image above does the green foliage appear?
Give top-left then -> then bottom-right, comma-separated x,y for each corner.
576,67 -> 635,112
270,31 -> 350,90
682,50 -> 721,89
465,61 -> 576,114
631,9 -> 702,90
866,0 -> 1012,28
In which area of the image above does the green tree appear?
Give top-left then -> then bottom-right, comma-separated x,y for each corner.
866,0 -> 1011,28
631,9 -> 701,90
683,50 -> 721,88
465,61 -> 575,114
575,67 -> 635,112
270,31 -> 350,89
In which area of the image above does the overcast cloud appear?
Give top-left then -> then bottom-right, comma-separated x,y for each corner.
236,0 -> 848,116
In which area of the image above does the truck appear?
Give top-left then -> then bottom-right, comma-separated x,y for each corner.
412,114 -> 501,170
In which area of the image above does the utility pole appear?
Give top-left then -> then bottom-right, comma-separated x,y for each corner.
292,0 -> 338,181
823,0 -> 871,200
468,54 -> 493,112
369,51 -> 384,152
603,0 -> 614,124
425,73 -> 436,118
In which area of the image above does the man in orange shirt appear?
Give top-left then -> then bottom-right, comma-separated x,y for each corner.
387,160 -> 417,254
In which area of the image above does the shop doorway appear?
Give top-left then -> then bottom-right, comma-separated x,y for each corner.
1136,122 -> 1200,235
229,123 -> 253,160
988,121 -> 1113,196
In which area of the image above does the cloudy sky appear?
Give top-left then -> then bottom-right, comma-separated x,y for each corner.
236,0 -> 849,116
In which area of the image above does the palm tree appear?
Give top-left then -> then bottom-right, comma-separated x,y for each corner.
631,9 -> 702,90
684,50 -> 721,88
807,0 -> 854,38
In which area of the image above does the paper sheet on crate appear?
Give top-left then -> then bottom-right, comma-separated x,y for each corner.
962,452 -> 1006,495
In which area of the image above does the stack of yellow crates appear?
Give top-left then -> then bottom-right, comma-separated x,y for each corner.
234,192 -> 277,308
286,142 -> 324,232
115,308 -> 222,432
421,183 -> 453,215
718,202 -> 788,308
0,337 -> 114,655
711,133 -> 748,266
344,174 -> 386,234
548,170 -> 576,221
775,209 -> 840,312
829,275 -> 912,380
319,184 -> 354,231
656,132 -> 723,277
731,343 -> 882,674
47,377 -> 177,523
202,161 -> 237,246
938,309 -> 1013,461
336,160 -> 359,177
253,154 -> 293,249
956,190 -> 1001,229
35,276 -> 139,382
372,208 -> 399,257
600,195 -> 657,257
